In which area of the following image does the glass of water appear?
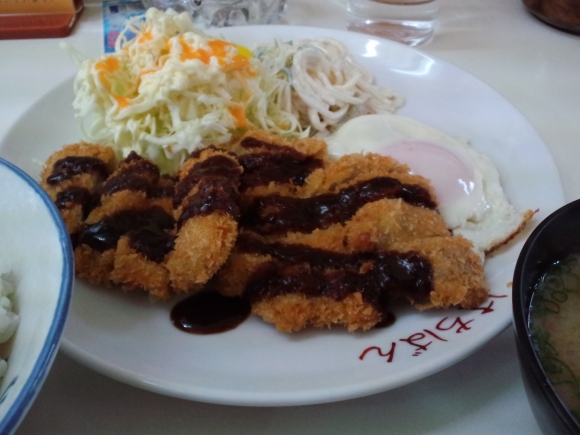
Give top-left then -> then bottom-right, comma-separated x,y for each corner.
142,0 -> 287,27
346,0 -> 439,46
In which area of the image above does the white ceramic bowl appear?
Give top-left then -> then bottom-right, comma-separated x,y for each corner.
0,158 -> 73,434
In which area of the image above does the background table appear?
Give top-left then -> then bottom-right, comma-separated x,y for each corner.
1,0 -> 579,432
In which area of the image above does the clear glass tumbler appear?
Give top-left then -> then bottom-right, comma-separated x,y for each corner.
346,0 -> 439,46
141,0 -> 287,27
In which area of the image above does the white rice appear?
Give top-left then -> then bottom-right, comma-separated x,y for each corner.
0,274 -> 19,378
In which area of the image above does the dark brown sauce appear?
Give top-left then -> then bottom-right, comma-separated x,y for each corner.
101,152 -> 162,197
241,177 -> 437,235
173,155 -> 242,208
129,227 -> 176,263
46,156 -> 110,185
74,206 -> 175,262
178,178 -> 240,229
237,138 -> 323,191
239,137 -> 281,150
55,187 -> 101,218
171,291 -> 251,334
239,234 -> 433,321
147,186 -> 175,199
374,311 -> 396,328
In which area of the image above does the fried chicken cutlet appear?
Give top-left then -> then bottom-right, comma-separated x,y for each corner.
40,142 -> 116,234
42,131 -> 490,334
42,144 -> 242,299
165,147 -> 243,293
215,148 -> 488,332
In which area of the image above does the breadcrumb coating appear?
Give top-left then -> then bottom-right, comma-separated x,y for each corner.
43,130 -> 526,334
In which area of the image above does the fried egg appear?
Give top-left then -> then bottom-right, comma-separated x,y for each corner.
326,113 -> 533,255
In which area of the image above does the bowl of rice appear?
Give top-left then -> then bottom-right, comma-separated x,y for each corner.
0,158 -> 73,434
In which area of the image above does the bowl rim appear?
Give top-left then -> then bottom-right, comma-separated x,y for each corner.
0,158 -> 73,435
513,198 -> 580,434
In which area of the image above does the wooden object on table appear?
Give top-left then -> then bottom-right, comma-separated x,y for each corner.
0,0 -> 84,39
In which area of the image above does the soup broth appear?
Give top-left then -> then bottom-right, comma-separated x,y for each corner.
530,253 -> 580,420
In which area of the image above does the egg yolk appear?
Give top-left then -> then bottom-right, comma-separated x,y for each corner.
379,140 -> 484,220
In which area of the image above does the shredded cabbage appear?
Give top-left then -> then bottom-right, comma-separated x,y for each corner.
72,8 -> 403,172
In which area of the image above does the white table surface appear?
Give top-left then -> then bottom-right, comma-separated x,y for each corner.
1,0 -> 579,433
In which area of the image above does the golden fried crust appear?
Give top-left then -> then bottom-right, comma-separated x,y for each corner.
40,142 -> 116,199
278,224 -> 349,253
392,236 -> 488,310
231,131 -> 328,204
176,148 -> 238,181
252,292 -> 381,332
86,190 -> 150,224
74,245 -> 116,286
262,199 -> 449,252
231,130 -> 328,160
165,213 -> 238,293
110,236 -> 171,299
174,148 -> 242,218
346,199 -> 450,251
239,152 -> 437,207
311,153 -> 436,199
59,204 -> 85,235
215,249 -> 272,297
43,132 -> 493,331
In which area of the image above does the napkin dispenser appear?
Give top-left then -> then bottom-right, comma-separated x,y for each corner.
0,0 -> 84,39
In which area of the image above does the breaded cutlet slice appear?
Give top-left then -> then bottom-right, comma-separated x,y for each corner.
85,152 -> 174,224
276,198 -> 451,249
217,198 -> 450,297
40,142 -> 116,234
234,241 -> 433,332
230,130 -> 327,159
229,131 -> 328,204
40,142 -> 117,198
165,148 -> 243,293
391,236 -> 488,310
110,236 -> 172,299
307,152 -> 436,199
74,245 -> 117,286
247,237 -> 486,332
241,255 -> 389,332
215,235 -> 272,297
234,199 -> 449,296
252,292 -> 381,333
75,153 -> 176,294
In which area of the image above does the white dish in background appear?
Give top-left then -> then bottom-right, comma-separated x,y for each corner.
0,159 -> 73,434
0,26 -> 564,406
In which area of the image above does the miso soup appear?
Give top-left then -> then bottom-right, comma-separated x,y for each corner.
530,253 -> 580,420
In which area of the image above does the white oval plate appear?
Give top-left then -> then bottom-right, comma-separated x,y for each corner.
0,26 -> 564,406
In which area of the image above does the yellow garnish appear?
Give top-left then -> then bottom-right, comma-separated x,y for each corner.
179,35 -> 211,63
114,96 -> 130,109
94,56 -> 131,109
177,37 -> 253,74
229,105 -> 248,128
95,56 -> 120,73
137,31 -> 153,44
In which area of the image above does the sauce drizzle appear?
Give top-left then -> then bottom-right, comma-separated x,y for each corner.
241,177 -> 437,235
171,291 -> 251,334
